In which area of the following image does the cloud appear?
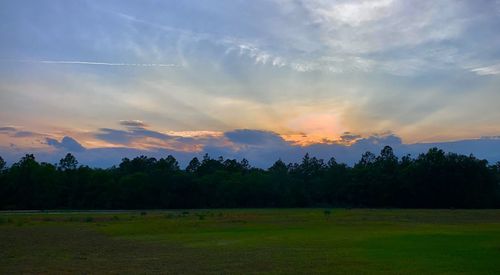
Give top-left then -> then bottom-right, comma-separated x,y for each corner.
95,121 -> 175,145
470,64 -> 500,75
224,129 -> 287,146
0,127 -> 47,139
119,120 -> 148,128
0,127 -> 49,140
95,128 -> 133,144
258,0 -> 497,76
352,133 -> 403,151
46,136 -> 86,152
339,132 -> 362,143
133,128 -> 173,140
2,0 -> 500,157
2,0 -> 498,79
0,127 -> 17,132
304,0 -> 395,27
13,131 -> 41,138
108,9 -> 301,72
301,0 -> 465,53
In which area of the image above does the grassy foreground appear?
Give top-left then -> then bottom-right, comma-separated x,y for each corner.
1,209 -> 500,274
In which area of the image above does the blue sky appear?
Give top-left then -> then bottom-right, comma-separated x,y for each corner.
1,0 -> 500,167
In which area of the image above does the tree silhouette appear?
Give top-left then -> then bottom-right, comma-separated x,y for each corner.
0,156 -> 5,171
186,157 -> 201,173
358,151 -> 376,166
0,148 -> 499,210
378,146 -> 397,163
59,153 -> 78,170
269,159 -> 288,174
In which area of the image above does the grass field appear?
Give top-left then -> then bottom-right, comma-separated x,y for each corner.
1,209 -> 500,274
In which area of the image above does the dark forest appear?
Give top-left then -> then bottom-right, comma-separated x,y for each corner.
1,146 -> 499,210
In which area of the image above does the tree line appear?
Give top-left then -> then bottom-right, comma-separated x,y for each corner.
0,146 -> 499,209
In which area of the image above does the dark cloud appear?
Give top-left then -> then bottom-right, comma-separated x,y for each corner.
119,120 -> 148,128
14,131 -> 40,138
46,136 -> 85,152
353,134 -> 403,148
95,128 -> 133,144
0,126 -> 17,132
132,128 -> 173,140
95,126 -> 174,144
339,132 -> 362,143
0,127 -> 46,139
224,129 -> 287,146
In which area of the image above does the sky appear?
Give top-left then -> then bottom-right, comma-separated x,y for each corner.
1,0 -> 500,167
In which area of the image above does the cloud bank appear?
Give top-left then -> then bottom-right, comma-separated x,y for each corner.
2,123 -> 500,168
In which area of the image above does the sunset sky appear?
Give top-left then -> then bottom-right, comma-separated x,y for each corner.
1,0 -> 500,167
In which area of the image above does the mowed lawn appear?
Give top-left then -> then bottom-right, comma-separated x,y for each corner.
1,209 -> 500,274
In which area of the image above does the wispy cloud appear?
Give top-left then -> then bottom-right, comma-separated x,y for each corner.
470,64 -> 500,75
2,0 -> 500,151
108,9 -> 317,73
101,3 -> 468,75
303,0 -> 395,27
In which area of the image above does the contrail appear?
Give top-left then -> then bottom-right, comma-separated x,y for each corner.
12,60 -> 178,67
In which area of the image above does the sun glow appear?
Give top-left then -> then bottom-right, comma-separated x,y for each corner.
282,112 -> 346,146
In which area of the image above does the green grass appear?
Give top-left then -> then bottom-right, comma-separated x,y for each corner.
1,209 -> 500,274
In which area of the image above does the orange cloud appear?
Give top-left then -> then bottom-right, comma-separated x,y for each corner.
282,111 -> 346,145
